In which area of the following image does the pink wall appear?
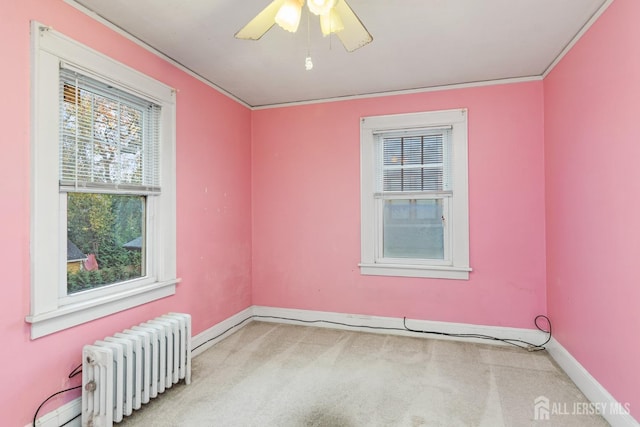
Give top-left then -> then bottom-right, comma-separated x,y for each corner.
544,0 -> 640,418
7,0 -> 635,424
252,82 -> 547,328
0,1 -> 252,425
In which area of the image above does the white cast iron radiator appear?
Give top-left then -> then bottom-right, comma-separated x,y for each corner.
81,313 -> 191,426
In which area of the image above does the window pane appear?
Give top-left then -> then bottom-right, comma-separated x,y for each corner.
380,131 -> 448,192
61,84 -> 145,184
59,69 -> 161,192
66,193 -> 146,294
383,199 -> 444,259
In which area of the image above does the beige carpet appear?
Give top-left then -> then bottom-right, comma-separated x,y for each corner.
119,322 -> 609,426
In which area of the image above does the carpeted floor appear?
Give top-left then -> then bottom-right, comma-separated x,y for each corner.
119,322 -> 609,426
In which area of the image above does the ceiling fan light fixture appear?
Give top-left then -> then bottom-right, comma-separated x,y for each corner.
235,0 -> 372,52
275,0 -> 304,33
307,0 -> 337,16
320,8 -> 344,36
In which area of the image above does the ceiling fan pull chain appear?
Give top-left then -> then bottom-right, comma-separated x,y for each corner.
305,6 -> 313,70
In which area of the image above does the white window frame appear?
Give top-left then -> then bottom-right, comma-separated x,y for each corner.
360,109 -> 471,280
27,22 -> 179,338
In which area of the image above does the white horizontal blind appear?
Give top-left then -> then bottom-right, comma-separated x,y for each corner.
59,67 -> 161,194
375,127 -> 451,194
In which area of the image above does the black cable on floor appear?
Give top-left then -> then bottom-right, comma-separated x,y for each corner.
403,314 -> 552,351
191,315 -> 255,352
193,313 -> 552,353
37,314 -> 551,426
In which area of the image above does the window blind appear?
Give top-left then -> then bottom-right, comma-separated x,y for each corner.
58,67 -> 161,194
375,127 -> 451,194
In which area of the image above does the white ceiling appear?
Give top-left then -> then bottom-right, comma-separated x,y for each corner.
68,0 -> 609,108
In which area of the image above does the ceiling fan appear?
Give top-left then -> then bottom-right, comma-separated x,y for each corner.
235,0 -> 373,52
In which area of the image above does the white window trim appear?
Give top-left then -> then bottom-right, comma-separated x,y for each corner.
27,22 -> 179,338
360,109 -> 471,280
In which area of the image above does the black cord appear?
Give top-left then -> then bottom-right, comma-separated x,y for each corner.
68,363 -> 82,379
35,314 -> 551,426
193,314 -> 552,353
534,314 -> 553,348
32,385 -> 81,427
33,364 -> 82,427
403,314 -> 552,351
191,315 -> 255,352
59,412 -> 80,427
255,315 -> 408,332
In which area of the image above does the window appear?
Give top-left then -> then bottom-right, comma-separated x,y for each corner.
27,23 -> 178,338
360,109 -> 471,279
61,69 -> 156,296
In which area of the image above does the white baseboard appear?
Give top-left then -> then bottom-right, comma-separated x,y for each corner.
251,306 -> 547,347
546,338 -> 638,427
33,307 -> 638,427
29,397 -> 81,427
191,307 -> 254,357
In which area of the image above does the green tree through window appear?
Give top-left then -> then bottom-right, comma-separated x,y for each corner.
67,193 -> 144,293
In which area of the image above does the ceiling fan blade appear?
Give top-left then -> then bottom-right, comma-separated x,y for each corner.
334,0 -> 372,52
235,0 -> 285,40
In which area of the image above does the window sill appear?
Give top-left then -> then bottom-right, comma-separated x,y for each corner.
359,263 -> 471,280
25,278 -> 180,339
